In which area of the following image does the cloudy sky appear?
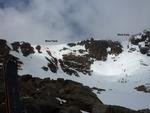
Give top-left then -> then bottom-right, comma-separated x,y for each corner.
0,0 -> 150,44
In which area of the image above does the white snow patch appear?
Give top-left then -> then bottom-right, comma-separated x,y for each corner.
80,110 -> 89,113
56,98 -> 66,104
107,47 -> 111,52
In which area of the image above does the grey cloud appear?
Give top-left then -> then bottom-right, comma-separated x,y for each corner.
0,0 -> 150,44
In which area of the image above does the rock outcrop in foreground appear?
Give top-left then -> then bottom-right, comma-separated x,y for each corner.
0,75 -> 149,113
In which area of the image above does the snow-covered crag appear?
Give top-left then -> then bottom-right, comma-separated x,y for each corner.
0,29 -> 150,112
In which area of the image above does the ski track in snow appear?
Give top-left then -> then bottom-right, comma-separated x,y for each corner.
10,40 -> 150,110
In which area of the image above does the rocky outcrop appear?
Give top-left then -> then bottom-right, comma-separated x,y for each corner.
35,45 -> 42,53
135,85 -> 150,93
130,30 -> 150,46
11,42 -> 35,57
19,75 -> 105,113
130,29 -> 150,56
0,74 -> 104,113
67,43 -> 76,47
59,59 -> 79,77
45,57 -> 58,73
20,42 -> 35,56
0,75 -> 150,113
64,39 -> 123,62
61,39 -> 122,76
11,41 -> 35,56
77,38 -> 123,60
140,47 -> 149,54
11,42 -> 20,53
62,53 -> 93,76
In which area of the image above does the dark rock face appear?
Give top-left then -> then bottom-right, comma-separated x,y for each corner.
11,41 -> 35,56
65,39 -> 123,61
36,45 -> 42,53
78,49 -> 86,54
45,57 -> 58,73
61,39 -> 122,76
44,51 -> 59,73
17,75 -> 105,113
59,59 -> 79,77
20,42 -> 35,56
77,38 -> 123,61
130,29 -> 150,56
17,75 -> 150,113
47,62 -> 57,73
130,30 -> 150,46
59,106 -> 81,113
62,54 -> 93,76
140,47 -> 148,54
11,42 -> 20,53
67,43 -> 76,47
130,36 -> 142,45
22,96 -> 60,113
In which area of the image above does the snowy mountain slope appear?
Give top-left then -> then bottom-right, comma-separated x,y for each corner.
92,41 -> 150,110
4,29 -> 150,110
